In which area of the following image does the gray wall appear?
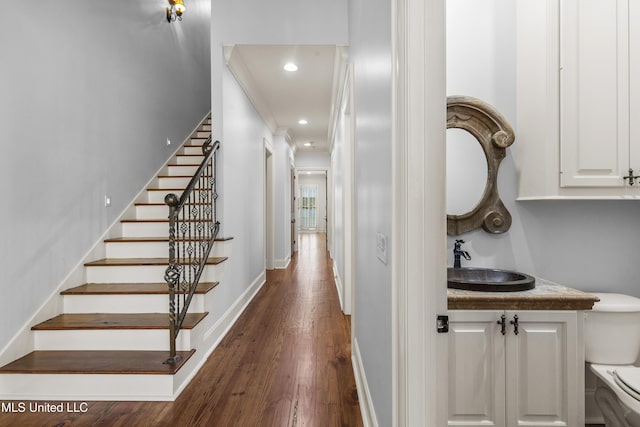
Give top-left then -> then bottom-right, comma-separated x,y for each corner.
349,0 -> 394,424
447,0 -> 640,295
0,0 -> 211,350
218,68 -> 272,293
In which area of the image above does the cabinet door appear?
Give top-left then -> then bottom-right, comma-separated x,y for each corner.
448,310 -> 505,427
560,0 -> 630,187
505,311 -> 581,426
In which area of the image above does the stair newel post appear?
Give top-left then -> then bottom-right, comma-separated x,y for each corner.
164,193 -> 181,364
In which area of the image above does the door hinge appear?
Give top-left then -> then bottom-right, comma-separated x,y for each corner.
437,315 -> 449,333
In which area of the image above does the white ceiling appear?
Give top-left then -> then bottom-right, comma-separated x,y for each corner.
224,44 -> 345,154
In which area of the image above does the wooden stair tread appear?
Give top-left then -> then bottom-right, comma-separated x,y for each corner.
0,350 -> 194,374
61,282 -> 219,295
32,313 -> 208,330
84,257 -> 227,267
104,236 -> 233,242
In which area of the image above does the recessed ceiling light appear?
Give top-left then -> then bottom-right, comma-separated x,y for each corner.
298,119 -> 308,125
283,63 -> 298,72
304,142 -> 312,147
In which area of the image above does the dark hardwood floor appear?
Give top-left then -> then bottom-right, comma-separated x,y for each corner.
0,233 -> 363,427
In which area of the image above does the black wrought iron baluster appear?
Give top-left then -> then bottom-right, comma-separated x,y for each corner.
164,195 -> 180,364
165,137 -> 220,364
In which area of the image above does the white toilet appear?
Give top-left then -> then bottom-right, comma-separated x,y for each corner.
586,293 -> 640,427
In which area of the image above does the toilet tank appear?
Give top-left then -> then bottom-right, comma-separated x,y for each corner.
585,293 -> 640,365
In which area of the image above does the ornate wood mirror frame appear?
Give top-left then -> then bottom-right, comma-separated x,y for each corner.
446,96 -> 515,235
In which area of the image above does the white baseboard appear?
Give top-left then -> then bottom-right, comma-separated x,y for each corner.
352,337 -> 378,427
333,263 -> 345,313
274,256 -> 291,270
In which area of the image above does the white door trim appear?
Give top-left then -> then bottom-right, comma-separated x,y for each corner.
392,0 -> 447,425
264,138 -> 275,271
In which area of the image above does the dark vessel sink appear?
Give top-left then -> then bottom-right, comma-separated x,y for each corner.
447,267 -> 535,292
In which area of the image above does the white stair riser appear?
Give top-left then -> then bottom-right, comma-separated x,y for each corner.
195,131 -> 211,138
122,221 -> 169,237
63,294 -> 205,314
0,374 -> 174,400
175,155 -> 204,165
123,218 -> 216,236
157,176 -> 190,188
147,190 -> 181,204
201,124 -> 211,131
106,240 -> 229,259
187,138 -> 207,146
33,329 -> 194,352
86,264 -> 225,283
166,165 -> 199,176
183,145 -> 204,155
135,205 -> 171,220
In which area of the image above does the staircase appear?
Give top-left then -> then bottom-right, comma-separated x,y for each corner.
0,115 -> 233,401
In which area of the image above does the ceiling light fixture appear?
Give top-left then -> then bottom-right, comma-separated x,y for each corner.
304,142 -> 312,147
166,0 -> 186,22
298,119 -> 308,125
283,63 -> 298,72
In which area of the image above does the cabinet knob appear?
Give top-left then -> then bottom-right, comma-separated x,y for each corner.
497,314 -> 507,335
510,314 -> 519,335
623,168 -> 640,186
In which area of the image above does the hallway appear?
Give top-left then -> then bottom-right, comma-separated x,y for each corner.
0,233 -> 363,427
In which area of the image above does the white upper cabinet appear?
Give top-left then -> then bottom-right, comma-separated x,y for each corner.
560,0 -> 629,187
517,0 -> 640,198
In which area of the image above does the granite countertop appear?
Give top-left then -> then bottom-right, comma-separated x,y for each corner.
447,277 -> 599,310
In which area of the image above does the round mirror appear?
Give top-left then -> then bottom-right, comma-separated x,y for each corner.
446,96 -> 515,235
446,128 -> 488,215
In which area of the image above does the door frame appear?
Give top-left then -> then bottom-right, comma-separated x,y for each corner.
392,0 -> 447,425
264,137 -> 275,270
295,167 -> 330,239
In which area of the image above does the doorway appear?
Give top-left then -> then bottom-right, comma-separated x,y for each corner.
296,170 -> 328,238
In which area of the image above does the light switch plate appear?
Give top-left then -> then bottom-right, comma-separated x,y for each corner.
376,232 -> 388,264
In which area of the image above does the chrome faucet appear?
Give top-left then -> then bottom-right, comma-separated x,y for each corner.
453,239 -> 471,268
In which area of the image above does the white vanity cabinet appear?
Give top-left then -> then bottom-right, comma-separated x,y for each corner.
447,310 -> 583,427
517,0 -> 640,198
